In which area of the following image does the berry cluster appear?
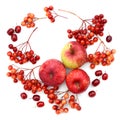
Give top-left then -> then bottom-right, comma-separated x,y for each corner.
46,89 -> 81,114
88,70 -> 108,97
7,44 -> 40,64
67,14 -> 107,48
7,25 -> 21,42
21,13 -> 36,28
44,5 -> 56,22
88,48 -> 116,69
7,27 -> 40,64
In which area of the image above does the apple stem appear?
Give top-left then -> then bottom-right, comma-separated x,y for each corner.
69,44 -> 74,54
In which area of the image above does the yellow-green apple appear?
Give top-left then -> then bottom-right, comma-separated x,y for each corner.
61,41 -> 87,69
66,69 -> 90,94
39,59 -> 66,86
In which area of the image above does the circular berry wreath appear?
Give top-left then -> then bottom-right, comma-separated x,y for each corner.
6,5 -> 116,114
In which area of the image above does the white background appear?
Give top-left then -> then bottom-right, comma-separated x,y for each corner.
0,0 -> 120,120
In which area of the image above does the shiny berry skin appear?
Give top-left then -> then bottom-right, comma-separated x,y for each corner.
106,35 -> 112,42
15,25 -> 21,33
37,101 -> 45,107
102,73 -> 108,80
88,90 -> 96,97
20,92 -> 27,99
92,79 -> 100,87
32,95 -> 40,101
7,28 -> 14,35
95,70 -> 102,76
11,34 -> 17,42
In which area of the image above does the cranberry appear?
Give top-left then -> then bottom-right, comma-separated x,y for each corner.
20,92 -> 27,99
102,73 -> 108,80
92,79 -> 100,87
15,25 -> 21,33
37,101 -> 45,107
11,34 -> 18,42
95,70 -> 102,76
32,95 -> 40,101
106,35 -> 112,42
7,28 -> 14,35
88,90 -> 96,97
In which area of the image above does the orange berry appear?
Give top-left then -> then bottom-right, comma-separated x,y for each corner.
21,21 -> 26,26
27,13 -> 35,19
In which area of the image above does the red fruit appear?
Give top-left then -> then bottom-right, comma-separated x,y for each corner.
11,34 -> 17,42
7,28 -> 14,35
20,92 -> 27,99
88,90 -> 96,97
32,95 -> 40,101
15,25 -> 21,33
92,79 -> 100,87
39,59 -> 66,86
66,69 -> 90,94
37,101 -> 45,107
102,73 -> 108,80
95,70 -> 102,76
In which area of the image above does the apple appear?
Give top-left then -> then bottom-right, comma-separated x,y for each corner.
66,69 -> 90,94
39,59 -> 66,86
61,41 -> 87,69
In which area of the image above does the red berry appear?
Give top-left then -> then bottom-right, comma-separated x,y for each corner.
92,79 -> 100,86
95,70 -> 102,76
15,25 -> 21,33
20,92 -> 27,99
32,95 -> 40,101
37,101 -> 45,107
88,90 -> 96,97
102,73 -> 108,80
106,35 -> 112,42
7,28 -> 14,35
11,34 -> 18,42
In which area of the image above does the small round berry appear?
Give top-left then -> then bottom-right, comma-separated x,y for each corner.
102,73 -> 108,80
20,92 -> 27,99
11,34 -> 18,42
32,95 -> 40,101
7,28 -> 14,35
92,79 -> 100,87
106,35 -> 112,42
37,101 -> 45,107
88,90 -> 96,97
95,70 -> 102,76
15,25 -> 21,33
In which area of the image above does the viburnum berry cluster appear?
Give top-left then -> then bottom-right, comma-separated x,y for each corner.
6,5 -> 116,115
7,27 -> 40,64
66,13 -> 107,47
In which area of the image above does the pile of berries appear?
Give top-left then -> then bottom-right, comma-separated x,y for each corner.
67,14 -> 107,48
44,5 -> 56,22
46,89 -> 81,114
88,49 -> 116,69
7,25 -> 21,42
21,13 -> 36,28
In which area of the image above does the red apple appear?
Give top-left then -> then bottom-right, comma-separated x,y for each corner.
66,69 -> 90,94
39,59 -> 66,86
61,41 -> 87,69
